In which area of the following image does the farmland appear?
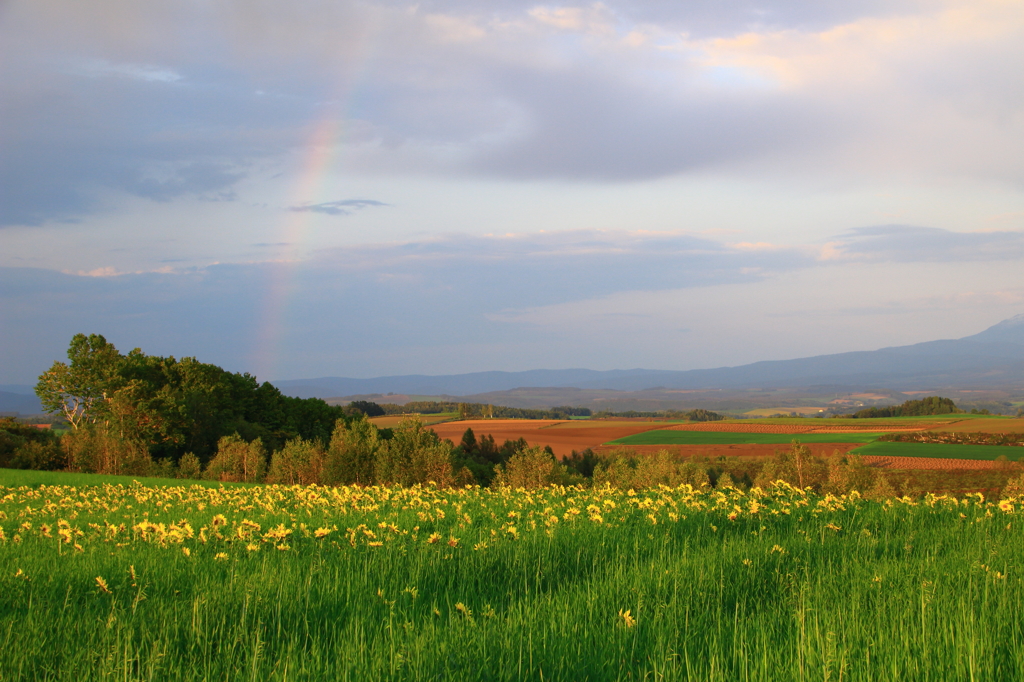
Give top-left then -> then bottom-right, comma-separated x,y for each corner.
3,476 -> 1024,680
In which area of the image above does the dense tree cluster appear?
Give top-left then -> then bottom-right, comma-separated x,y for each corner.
852,396 -> 961,419
34,334 -> 347,470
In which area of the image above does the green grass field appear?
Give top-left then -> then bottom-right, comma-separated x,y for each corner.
609,430 -> 885,446
0,468 -> 249,488
2,481 -> 1023,680
851,441 -> 1024,461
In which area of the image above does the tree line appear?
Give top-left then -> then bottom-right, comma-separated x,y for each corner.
29,334 -> 347,473
851,396 -> 961,419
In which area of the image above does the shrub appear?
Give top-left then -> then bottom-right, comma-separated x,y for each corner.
1003,473 -> 1024,498
268,437 -> 326,485
205,434 -> 267,483
591,449 -> 710,490
178,453 -> 202,480
822,452 -> 875,495
375,418 -> 458,487
324,417 -> 379,486
493,446 -> 565,489
754,441 -> 828,491
60,426 -> 152,475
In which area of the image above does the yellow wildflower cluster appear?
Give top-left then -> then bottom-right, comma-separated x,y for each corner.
0,480 -> 1019,566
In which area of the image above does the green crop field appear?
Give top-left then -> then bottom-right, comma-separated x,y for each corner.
2,480 -> 1024,680
851,441 -> 1024,461
609,430 -> 885,446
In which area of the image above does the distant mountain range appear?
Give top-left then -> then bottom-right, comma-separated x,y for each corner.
4,314 -> 1022,415
273,313 -> 1024,399
0,385 -> 42,416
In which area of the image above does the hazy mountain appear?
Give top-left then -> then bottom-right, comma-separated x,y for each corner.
275,314 -> 1024,398
0,386 -> 43,415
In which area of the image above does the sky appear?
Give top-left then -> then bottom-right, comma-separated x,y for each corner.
2,0 -> 1023,385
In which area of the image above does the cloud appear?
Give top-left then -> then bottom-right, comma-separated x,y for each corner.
2,0 -> 1022,227
825,225 -> 1024,263
4,227 -> 1023,383
287,199 -> 389,216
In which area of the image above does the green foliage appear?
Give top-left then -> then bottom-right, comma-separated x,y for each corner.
33,334 -> 348,464
9,483 -> 1024,679
754,441 -> 829,491
592,449 -> 710,490
267,437 -> 326,485
492,445 -> 569,488
177,453 -> 202,480
853,396 -> 962,418
345,400 -> 386,417
0,419 -> 63,470
324,417 -> 380,486
59,425 -> 153,476
375,419 -> 459,487
204,434 -> 267,483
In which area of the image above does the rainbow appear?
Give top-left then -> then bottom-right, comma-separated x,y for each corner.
251,19 -> 383,382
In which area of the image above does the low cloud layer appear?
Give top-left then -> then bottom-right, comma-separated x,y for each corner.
3,227 -> 1022,383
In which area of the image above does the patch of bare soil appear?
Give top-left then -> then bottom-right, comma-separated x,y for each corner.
429,420 -> 665,456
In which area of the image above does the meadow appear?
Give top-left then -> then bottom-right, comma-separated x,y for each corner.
2,474 -> 1023,680
851,441 -> 1024,461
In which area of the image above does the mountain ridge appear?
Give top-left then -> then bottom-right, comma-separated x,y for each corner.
272,314 -> 1024,398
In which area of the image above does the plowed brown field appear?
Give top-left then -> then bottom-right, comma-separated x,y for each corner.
428,420 -> 665,456
927,418 -> 1024,433
665,423 -> 924,434
593,443 -> 864,459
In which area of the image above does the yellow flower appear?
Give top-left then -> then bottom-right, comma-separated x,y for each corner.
447,536 -> 460,548
427,532 -> 442,544
214,552 -> 229,561
314,527 -> 331,538
618,609 -> 636,628
455,602 -> 472,617
211,514 -> 228,527
181,547 -> 191,557
246,543 -> 260,552
95,576 -> 111,594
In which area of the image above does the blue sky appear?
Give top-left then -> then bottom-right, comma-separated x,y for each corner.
2,0 -> 1023,384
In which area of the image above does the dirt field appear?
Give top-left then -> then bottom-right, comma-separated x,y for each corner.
927,418 -> 1024,433
428,420 -> 666,456
593,443 -> 864,459
664,423 -> 924,434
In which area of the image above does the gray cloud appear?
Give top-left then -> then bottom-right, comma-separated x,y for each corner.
1,0 -> 1021,227
0,229 -> 815,380
288,200 -> 389,216
831,225 -> 1024,263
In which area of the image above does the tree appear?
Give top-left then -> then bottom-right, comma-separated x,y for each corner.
35,334 -> 123,429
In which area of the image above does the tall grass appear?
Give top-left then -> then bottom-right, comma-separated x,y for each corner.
1,481 -> 1022,680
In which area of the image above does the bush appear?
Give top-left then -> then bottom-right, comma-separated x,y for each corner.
592,449 -> 710,490
374,418 -> 459,487
493,446 -> 566,489
178,453 -> 202,480
60,426 -> 152,475
205,434 -> 267,483
754,442 -> 828,491
324,417 -> 380,486
268,437 -> 326,485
